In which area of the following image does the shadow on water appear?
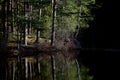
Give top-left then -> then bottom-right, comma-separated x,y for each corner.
2,50 -> 93,80
77,49 -> 120,80
2,48 -> 120,80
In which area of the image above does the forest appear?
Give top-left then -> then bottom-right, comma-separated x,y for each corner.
0,0 -> 96,80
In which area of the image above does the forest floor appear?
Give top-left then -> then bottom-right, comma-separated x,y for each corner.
3,33 -> 77,58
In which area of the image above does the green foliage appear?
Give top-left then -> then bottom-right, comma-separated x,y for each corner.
55,0 -> 96,40
29,0 -> 51,8
0,0 -> 95,41
76,0 -> 95,28
80,65 -> 93,80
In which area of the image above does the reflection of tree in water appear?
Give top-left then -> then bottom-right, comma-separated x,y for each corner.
6,52 -> 93,80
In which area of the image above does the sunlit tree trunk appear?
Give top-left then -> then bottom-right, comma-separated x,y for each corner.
23,26 -> 28,45
27,4 -> 32,35
11,0 -> 16,35
11,0 -> 16,34
23,0 -> 29,46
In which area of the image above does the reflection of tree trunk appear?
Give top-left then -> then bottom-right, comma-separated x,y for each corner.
12,62 -> 15,80
25,58 -> 28,80
29,62 -> 32,80
5,63 -> 8,80
75,59 -> 81,80
0,55 -> 7,80
51,56 -> 56,80
61,60 -> 65,80
38,62 -> 41,74
37,58 -> 41,79
66,59 -> 69,80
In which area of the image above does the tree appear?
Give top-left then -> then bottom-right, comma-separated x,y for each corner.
55,0 -> 95,43
51,0 -> 57,46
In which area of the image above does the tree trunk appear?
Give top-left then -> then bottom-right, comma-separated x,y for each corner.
23,0 -> 29,46
29,5 -> 33,34
2,0 -> 8,40
27,4 -> 32,35
27,24 -> 30,35
16,0 -> 22,79
23,26 -> 27,45
35,29 -> 40,43
51,0 -> 57,46
11,0 -> 15,33
35,0 -> 42,43
9,0 -> 13,33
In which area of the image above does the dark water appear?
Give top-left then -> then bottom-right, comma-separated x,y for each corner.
78,50 -> 120,80
0,51 -> 91,80
1,49 -> 120,80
